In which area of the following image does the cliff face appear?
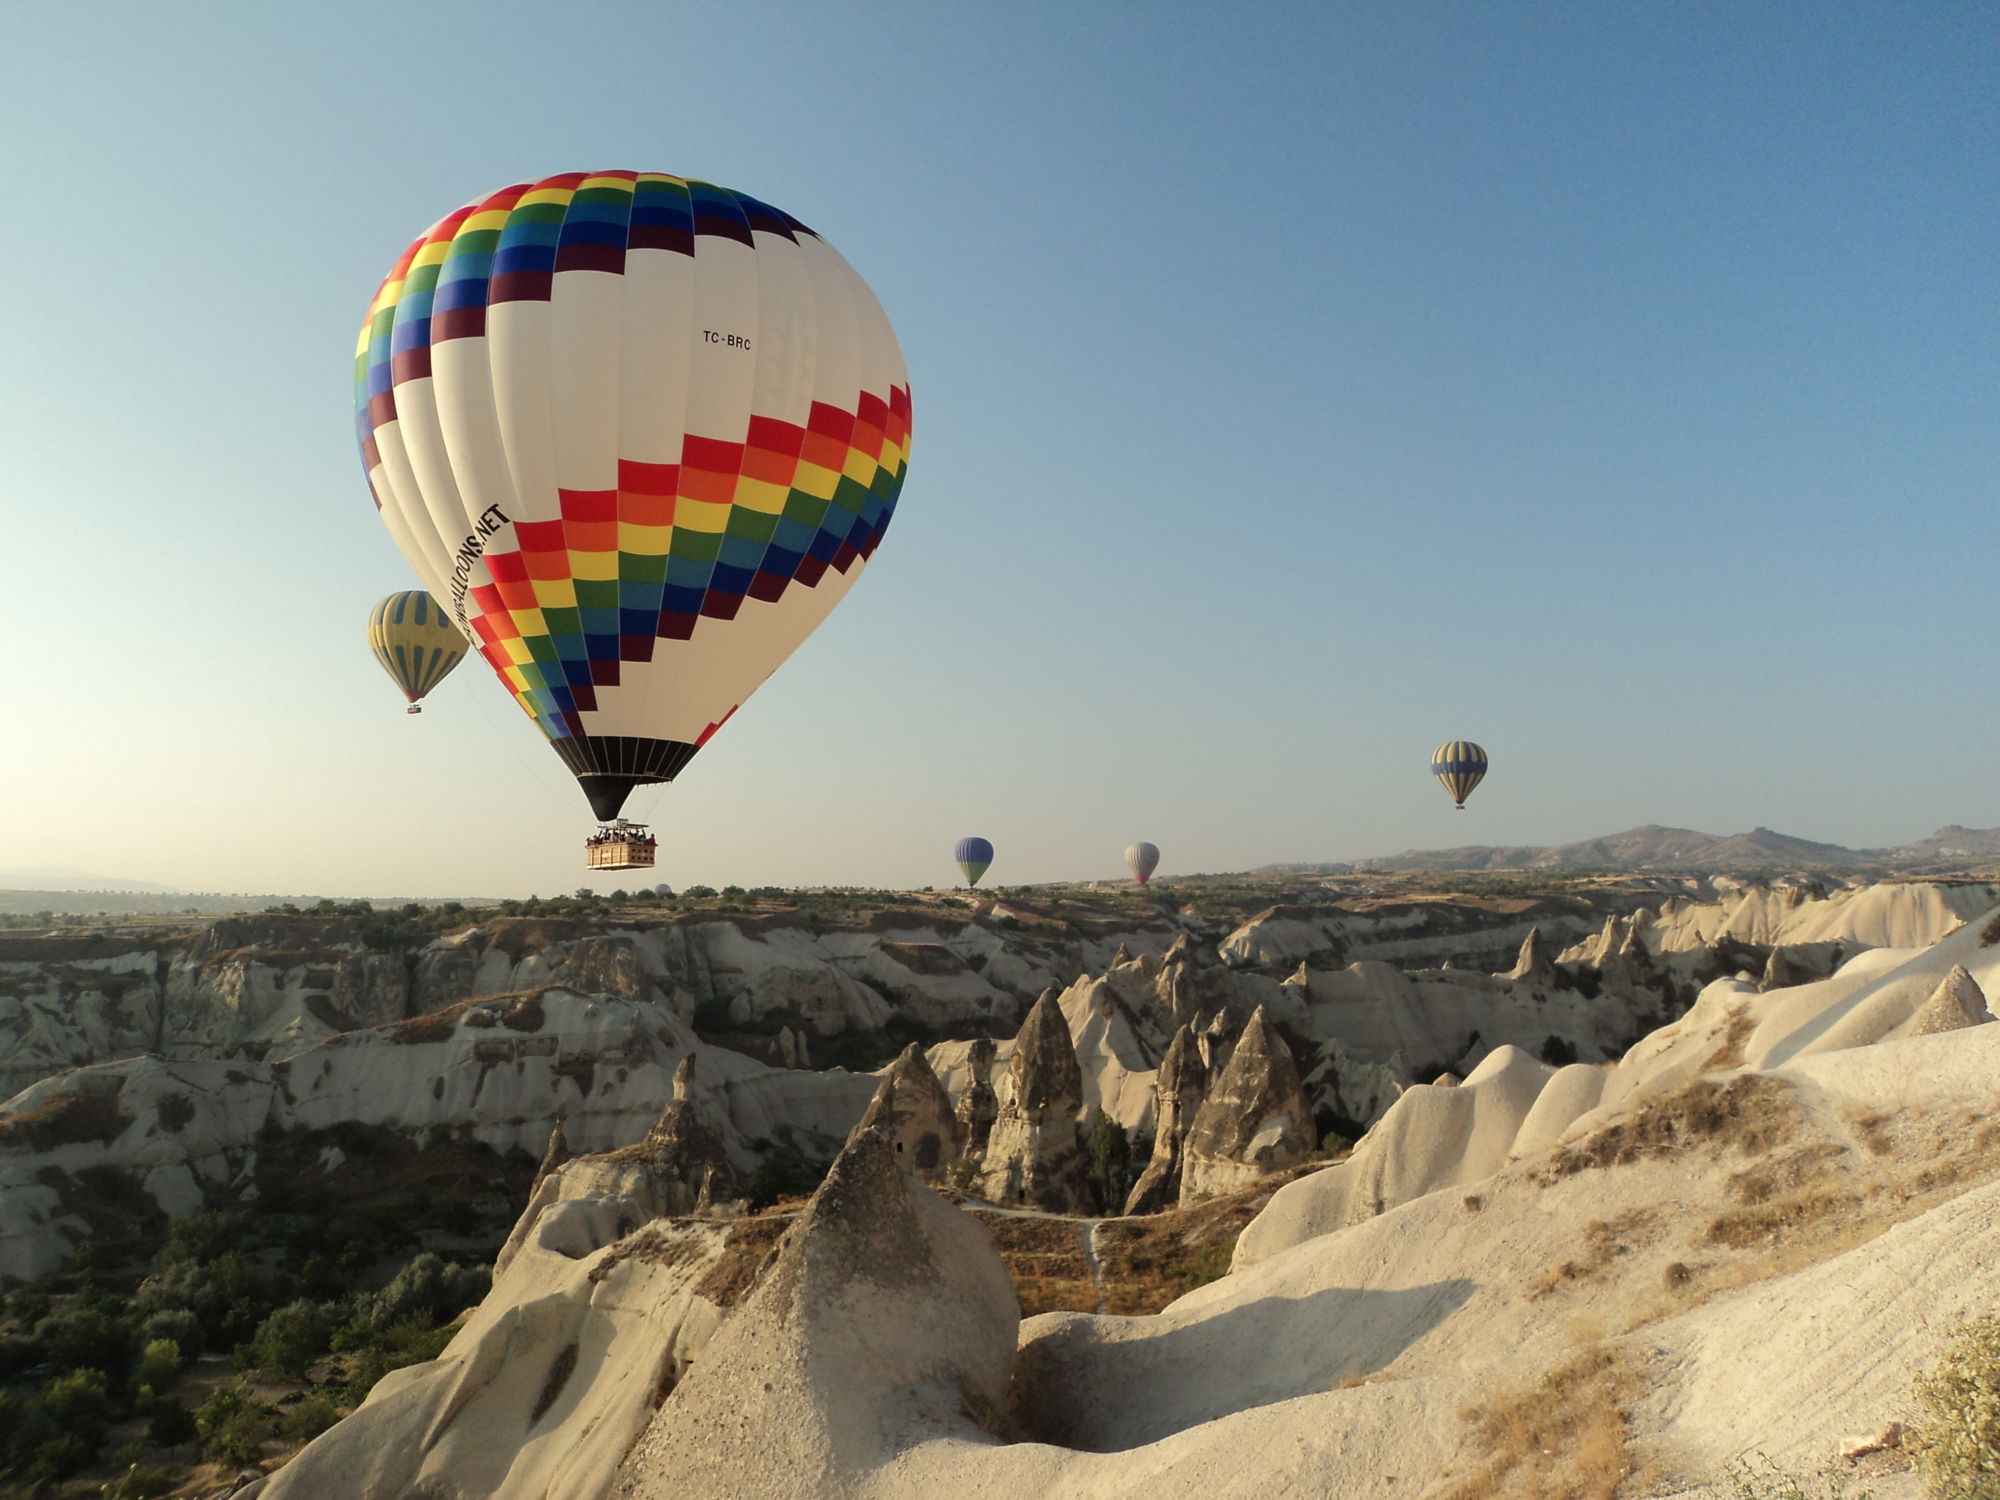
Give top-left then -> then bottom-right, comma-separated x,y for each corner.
0,990 -> 877,1284
4,878 -> 1975,1288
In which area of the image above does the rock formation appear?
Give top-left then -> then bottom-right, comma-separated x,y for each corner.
1504,925 -> 1556,984
1909,964 -> 1993,1036
638,1054 -> 736,1215
954,1036 -> 999,1161
1179,1006 -> 1317,1204
608,1127 -> 1020,1498
977,990 -> 1093,1213
848,1042 -> 963,1179
1123,1025 -> 1206,1214
1760,945 -> 1798,992
527,1115 -> 570,1198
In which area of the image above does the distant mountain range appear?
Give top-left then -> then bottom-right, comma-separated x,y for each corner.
1264,824 -> 2000,876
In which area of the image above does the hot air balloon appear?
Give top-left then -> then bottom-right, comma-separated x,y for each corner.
1125,841 -> 1160,885
367,591 -> 467,713
355,172 -> 910,865
1431,741 -> 1489,809
955,837 -> 993,886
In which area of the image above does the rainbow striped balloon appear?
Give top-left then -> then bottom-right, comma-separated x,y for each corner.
355,172 -> 911,820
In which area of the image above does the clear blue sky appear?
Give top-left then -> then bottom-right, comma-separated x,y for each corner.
1,2 -> 1993,897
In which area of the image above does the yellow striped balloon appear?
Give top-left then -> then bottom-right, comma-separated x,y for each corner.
1430,740 -> 1489,809
368,591 -> 468,713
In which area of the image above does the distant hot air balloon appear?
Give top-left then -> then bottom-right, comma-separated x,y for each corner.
955,837 -> 994,886
355,171 -> 911,839
1431,741 -> 1489,809
1125,841 -> 1160,885
368,591 -> 467,713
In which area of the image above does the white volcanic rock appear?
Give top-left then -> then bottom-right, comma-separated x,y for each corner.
1566,878 -> 1998,972
1178,1007 -> 1317,1205
1124,1026 -> 1205,1215
847,1043 -> 963,1180
1908,963 -> 1993,1035
262,1178 -> 762,1500
608,1128 -> 1019,1499
252,895 -> 2000,1499
0,991 -> 877,1284
1234,1045 -> 1552,1264
1219,901 -> 1599,971
976,991 -> 1093,1213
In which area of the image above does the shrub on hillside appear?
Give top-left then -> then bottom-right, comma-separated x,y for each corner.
1913,1313 -> 2000,1497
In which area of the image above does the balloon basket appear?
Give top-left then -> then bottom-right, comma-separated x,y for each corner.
407,705 -> 422,715
586,820 -> 656,870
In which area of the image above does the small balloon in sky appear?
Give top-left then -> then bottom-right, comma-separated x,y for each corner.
1431,740 -> 1489,809
367,591 -> 467,714
955,837 -> 994,886
1125,841 -> 1160,884
354,170 -> 911,828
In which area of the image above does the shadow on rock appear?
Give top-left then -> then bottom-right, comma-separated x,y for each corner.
1009,1276 -> 1478,1452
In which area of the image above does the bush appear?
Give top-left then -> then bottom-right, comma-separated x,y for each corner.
195,1382 -> 269,1468
361,1253 -> 487,1330
1913,1313 -> 2000,1497
281,1391 -> 341,1444
134,1337 -> 181,1392
147,1394 -> 196,1447
241,1300 -> 332,1379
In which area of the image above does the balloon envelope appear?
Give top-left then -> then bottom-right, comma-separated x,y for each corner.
1430,740 -> 1489,808
356,171 -> 911,819
1125,841 -> 1160,884
368,591 -> 467,708
954,836 -> 993,886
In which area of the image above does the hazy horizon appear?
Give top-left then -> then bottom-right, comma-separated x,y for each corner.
3,3 -> 1993,897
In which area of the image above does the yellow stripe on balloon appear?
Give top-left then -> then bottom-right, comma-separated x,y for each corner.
791,462 -> 839,501
676,498 -> 730,534
733,477 -> 789,515
570,550 -> 619,581
618,522 -> 673,554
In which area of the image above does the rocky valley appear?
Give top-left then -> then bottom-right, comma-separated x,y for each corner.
3,869 -> 1999,1497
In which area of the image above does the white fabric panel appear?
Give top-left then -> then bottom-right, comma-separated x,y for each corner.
389,377 -> 482,561
486,300 -> 561,525
746,229 -> 817,431
617,248 -> 695,466
797,236 -> 860,412
547,269 -> 623,493
430,337 -> 524,530
684,236 -> 760,443
370,422 -> 454,585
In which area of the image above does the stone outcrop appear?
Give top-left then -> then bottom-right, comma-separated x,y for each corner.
954,1037 -> 999,1160
609,1127 -> 1020,1498
1760,945 -> 1798,992
1504,926 -> 1556,985
848,1043 -> 963,1179
977,991 -> 1093,1213
638,1055 -> 736,1215
1179,1006 -> 1317,1205
1909,965 -> 1993,1036
1123,1025 -> 1206,1214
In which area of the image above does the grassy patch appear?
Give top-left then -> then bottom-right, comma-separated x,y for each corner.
1435,1345 -> 1648,1500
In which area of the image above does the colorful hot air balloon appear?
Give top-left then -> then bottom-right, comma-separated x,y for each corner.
1125,841 -> 1160,884
1431,741 -> 1489,809
368,591 -> 467,713
955,837 -> 994,886
355,172 -> 911,822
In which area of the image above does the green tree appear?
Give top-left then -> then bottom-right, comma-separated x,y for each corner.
134,1337 -> 181,1393
1086,1108 -> 1132,1214
281,1392 -> 341,1444
241,1301 -> 331,1379
195,1382 -> 268,1468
